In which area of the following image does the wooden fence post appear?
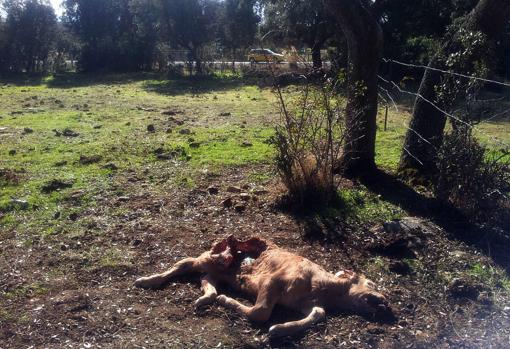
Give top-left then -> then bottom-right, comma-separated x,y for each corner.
384,105 -> 388,131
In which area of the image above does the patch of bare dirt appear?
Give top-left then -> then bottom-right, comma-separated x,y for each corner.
1,166 -> 509,348
0,168 -> 23,186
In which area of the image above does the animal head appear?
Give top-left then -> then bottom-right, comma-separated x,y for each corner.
336,270 -> 392,317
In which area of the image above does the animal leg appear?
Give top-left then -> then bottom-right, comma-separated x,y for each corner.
268,306 -> 326,338
217,290 -> 276,323
134,257 -> 201,289
194,274 -> 218,308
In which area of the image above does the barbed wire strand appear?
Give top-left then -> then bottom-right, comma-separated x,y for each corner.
377,75 -> 474,128
376,90 -> 443,162
483,108 -> 510,123
403,146 -> 424,166
378,85 -> 399,112
382,58 -> 510,88
378,92 -> 389,106
471,96 -> 506,104
377,94 -> 438,150
383,57 -> 510,126
378,75 -> 510,150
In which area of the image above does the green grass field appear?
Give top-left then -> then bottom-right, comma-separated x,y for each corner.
1,73 -> 509,236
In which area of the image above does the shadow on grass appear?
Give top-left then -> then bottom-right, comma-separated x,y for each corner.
0,72 -> 156,88
276,168 -> 510,274
0,72 -> 47,86
358,169 -> 510,274
142,75 -> 247,96
274,192 -> 359,245
0,72 -> 250,94
46,72 -> 154,88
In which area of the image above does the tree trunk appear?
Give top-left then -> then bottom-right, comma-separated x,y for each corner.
398,54 -> 446,177
189,46 -> 202,76
323,0 -> 383,174
232,48 -> 236,72
399,0 -> 510,178
311,42 -> 323,69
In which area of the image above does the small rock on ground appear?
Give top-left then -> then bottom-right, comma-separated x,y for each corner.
234,204 -> 247,213
448,278 -> 482,300
41,179 -> 74,193
207,186 -> 219,195
222,197 -> 234,208
102,163 -> 118,170
227,186 -> 242,193
389,260 -> 411,275
79,155 -> 102,165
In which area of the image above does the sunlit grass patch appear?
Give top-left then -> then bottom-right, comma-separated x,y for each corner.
0,73 -> 281,239
172,126 -> 275,166
469,262 -> 510,291
98,248 -> 132,269
363,256 -> 386,275
2,282 -> 48,300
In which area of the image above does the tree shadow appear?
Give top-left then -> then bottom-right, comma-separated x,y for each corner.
358,169 -> 510,274
0,72 -> 156,88
0,72 -> 248,93
274,168 -> 509,273
273,193 -> 352,243
0,73 -> 48,86
141,75 -> 247,96
46,72 -> 155,88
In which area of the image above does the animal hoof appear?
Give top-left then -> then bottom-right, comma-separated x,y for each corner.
195,295 -> 216,308
134,277 -> 156,289
268,325 -> 284,338
216,295 -> 228,305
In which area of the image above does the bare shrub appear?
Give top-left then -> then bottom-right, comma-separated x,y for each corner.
435,126 -> 510,224
270,77 -> 349,207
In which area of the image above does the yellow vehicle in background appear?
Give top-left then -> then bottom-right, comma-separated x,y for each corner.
248,48 -> 285,63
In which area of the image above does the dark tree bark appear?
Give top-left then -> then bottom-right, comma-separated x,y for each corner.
323,0 -> 383,174
232,48 -> 236,72
399,0 -> 510,178
311,42 -> 323,69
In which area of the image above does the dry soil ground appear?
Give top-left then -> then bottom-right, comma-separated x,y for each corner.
1,73 -> 510,348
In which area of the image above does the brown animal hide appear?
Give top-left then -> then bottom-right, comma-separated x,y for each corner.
135,236 -> 393,338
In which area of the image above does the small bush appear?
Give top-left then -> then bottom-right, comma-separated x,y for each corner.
270,77 -> 347,207
435,127 -> 510,224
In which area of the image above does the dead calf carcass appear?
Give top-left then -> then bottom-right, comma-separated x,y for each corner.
134,235 -> 393,338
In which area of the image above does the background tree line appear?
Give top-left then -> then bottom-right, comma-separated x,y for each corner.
0,0 -> 260,72
1,0 -> 509,77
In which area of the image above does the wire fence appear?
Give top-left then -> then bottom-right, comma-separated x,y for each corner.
378,58 -> 510,157
382,58 -> 510,89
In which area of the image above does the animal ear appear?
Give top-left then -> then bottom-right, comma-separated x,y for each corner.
211,238 -> 229,254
